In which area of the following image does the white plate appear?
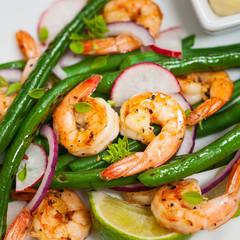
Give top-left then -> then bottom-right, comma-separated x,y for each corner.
191,0 -> 240,33
1,0 -> 240,239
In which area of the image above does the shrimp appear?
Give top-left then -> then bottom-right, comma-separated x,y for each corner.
53,74 -> 119,156
122,188 -> 158,206
31,190 -> 91,240
177,71 -> 234,126
0,87 -> 17,121
100,92 -> 186,180
81,0 -> 163,55
151,158 -> 240,234
15,30 -> 42,83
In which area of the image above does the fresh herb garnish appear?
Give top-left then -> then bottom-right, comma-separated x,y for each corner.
6,83 -> 23,95
28,88 -> 46,99
69,41 -> 84,54
185,108 -> 192,118
181,191 -> 205,205
103,136 -> 133,163
0,76 -> 9,88
69,15 -> 108,54
18,162 -> 27,182
91,55 -> 109,69
107,100 -> 116,107
72,102 -> 94,113
39,27 -> 49,43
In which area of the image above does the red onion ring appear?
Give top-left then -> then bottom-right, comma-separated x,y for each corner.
26,125 -> 58,212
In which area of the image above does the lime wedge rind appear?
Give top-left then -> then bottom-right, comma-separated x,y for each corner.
89,190 -> 191,240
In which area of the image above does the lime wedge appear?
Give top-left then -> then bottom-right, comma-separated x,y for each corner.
89,190 -> 191,240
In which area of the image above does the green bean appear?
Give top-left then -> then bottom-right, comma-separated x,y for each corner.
138,124 -> 240,187
63,50 -> 140,76
196,100 -> 240,138
0,73 -> 91,237
0,0 -> 109,155
0,60 -> 26,70
182,34 -> 196,49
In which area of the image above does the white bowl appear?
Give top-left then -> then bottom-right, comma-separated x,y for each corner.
191,0 -> 240,33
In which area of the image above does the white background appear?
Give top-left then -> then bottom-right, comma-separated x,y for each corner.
1,0 -> 240,239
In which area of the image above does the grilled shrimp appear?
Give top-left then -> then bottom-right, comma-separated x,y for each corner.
31,190 -> 91,240
53,74 -> 119,156
151,158 -> 240,234
100,92 -> 186,180
177,71 -> 234,126
15,30 -> 42,83
81,0 -> 163,55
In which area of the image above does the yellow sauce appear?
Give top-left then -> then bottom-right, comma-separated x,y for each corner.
209,0 -> 240,16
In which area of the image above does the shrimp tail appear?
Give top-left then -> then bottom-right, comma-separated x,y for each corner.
15,30 -> 41,59
4,208 -> 32,240
100,152 -> 153,180
227,158 -> 240,195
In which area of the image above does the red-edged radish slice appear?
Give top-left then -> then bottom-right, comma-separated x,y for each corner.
150,27 -> 182,57
105,22 -> 155,46
170,93 -> 196,155
59,49 -> 85,68
111,62 -> 181,107
26,125 -> 58,212
16,143 -> 47,192
0,69 -> 22,83
38,0 -> 87,45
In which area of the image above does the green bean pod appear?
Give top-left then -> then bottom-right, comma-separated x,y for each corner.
63,50 -> 140,76
0,0 -> 109,154
138,124 -> 240,187
0,73 -> 91,237
182,34 -> 196,49
0,60 -> 26,70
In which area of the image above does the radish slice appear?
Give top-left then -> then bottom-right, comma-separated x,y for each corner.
150,27 -> 182,57
105,22 -> 155,46
170,93 -> 196,155
38,0 -> 87,45
0,69 -> 22,83
26,125 -> 58,212
52,63 -> 67,80
59,49 -> 85,67
16,143 -> 47,192
111,62 -> 181,107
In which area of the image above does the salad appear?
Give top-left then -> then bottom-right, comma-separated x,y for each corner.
1,0 -> 240,239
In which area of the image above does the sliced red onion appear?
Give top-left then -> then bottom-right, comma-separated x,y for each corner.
201,150 -> 240,195
0,69 -> 22,83
26,125 -> 58,212
150,27 -> 182,57
111,182 -> 152,192
170,93 -> 196,155
105,22 -> 155,46
58,49 -> 85,68
52,63 -> 67,80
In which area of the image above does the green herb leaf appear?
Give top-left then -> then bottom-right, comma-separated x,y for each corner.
91,55 -> 109,69
103,136 -> 133,163
0,76 -> 9,87
181,191 -> 205,205
185,108 -> 192,118
233,203 -> 240,218
18,162 -> 27,182
29,88 -> 46,99
84,15 -> 109,39
39,27 -> 49,43
69,33 -> 89,41
6,82 -> 23,95
93,43 -> 99,50
69,41 -> 84,54
73,102 -> 93,113
107,100 -> 116,107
